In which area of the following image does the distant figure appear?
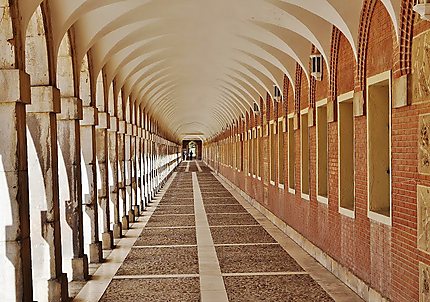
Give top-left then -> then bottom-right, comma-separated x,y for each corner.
183,150 -> 187,160
189,150 -> 193,160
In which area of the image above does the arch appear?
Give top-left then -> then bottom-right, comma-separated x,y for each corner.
356,0 -> 392,91
365,0 -> 396,78
396,0 -> 414,77
25,3 -> 55,86
38,0 -> 371,140
57,32 -> 77,98
0,2 -> 23,69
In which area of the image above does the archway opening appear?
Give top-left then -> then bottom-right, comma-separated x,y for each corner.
182,140 -> 202,160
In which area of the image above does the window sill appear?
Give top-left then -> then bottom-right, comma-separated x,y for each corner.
317,195 -> 328,205
339,207 -> 355,219
368,210 -> 391,226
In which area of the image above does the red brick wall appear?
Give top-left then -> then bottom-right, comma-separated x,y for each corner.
203,2 -> 430,301
366,1 -> 395,77
287,79 -> 294,114
337,33 -> 355,94
300,68 -> 309,110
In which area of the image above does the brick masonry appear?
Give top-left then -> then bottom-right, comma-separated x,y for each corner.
204,1 -> 430,301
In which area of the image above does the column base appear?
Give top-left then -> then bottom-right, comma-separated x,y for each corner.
139,200 -> 146,212
72,255 -> 89,281
134,205 -> 140,217
122,215 -> 130,230
48,273 -> 68,301
102,231 -> 114,250
89,241 -> 103,263
113,223 -> 122,239
128,209 -> 135,223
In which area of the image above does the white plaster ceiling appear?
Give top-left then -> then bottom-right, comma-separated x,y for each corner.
22,0 -> 401,140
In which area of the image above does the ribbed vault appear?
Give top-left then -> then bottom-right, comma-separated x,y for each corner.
22,0 -> 400,140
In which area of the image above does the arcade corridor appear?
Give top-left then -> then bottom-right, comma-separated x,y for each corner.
73,162 -> 361,302
2,0 -> 430,301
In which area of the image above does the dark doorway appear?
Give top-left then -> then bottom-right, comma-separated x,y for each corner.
182,140 -> 202,160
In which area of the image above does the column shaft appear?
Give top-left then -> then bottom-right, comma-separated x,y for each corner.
57,97 -> 88,281
27,86 -> 68,301
117,123 -> 128,230
96,117 -> 113,249
0,69 -> 33,302
124,127 -> 134,222
80,107 -> 102,263
108,120 -> 121,238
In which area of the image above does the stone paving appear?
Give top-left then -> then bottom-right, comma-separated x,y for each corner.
91,161 -> 363,302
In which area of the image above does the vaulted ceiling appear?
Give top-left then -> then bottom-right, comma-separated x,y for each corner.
21,0 -> 401,140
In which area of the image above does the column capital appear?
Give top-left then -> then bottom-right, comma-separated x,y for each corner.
27,85 -> 61,113
0,69 -> 30,104
108,116 -> 118,132
80,106 -> 99,126
57,97 -> 83,120
137,127 -> 142,137
118,120 -> 126,134
96,111 -> 110,129
126,123 -> 133,136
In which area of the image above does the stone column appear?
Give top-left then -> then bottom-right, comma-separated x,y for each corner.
108,117 -> 122,238
96,111 -> 113,250
131,125 -> 139,217
149,139 -> 154,200
153,140 -> 157,193
0,69 -> 33,302
154,140 -> 160,192
27,85 -> 68,301
125,123 -> 134,223
137,127 -> 145,212
118,120 -> 128,230
142,137 -> 149,206
57,97 -> 88,281
80,107 -> 102,263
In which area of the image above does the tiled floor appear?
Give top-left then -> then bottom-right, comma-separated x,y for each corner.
73,161 -> 363,302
